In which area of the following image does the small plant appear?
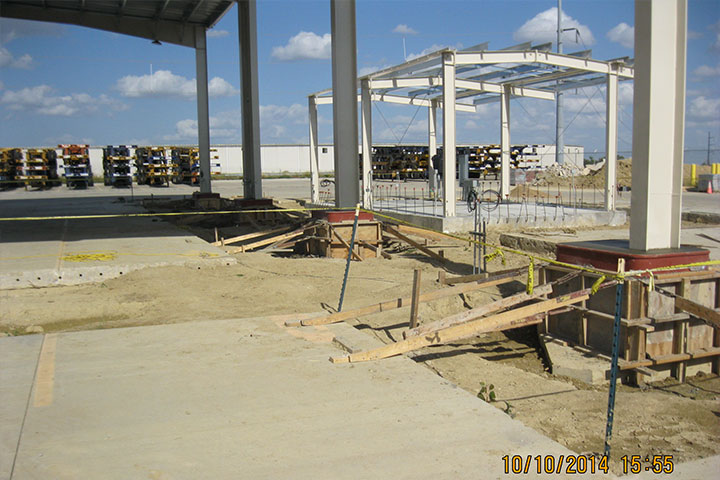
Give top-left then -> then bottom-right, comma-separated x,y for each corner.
477,381 -> 496,402
502,401 -> 515,418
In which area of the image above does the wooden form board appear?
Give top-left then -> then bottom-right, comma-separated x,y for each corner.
285,269 -> 525,327
330,287 -> 599,364
211,225 -> 292,247
384,224 -> 447,264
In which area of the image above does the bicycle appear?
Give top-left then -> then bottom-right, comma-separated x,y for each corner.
466,186 -> 501,213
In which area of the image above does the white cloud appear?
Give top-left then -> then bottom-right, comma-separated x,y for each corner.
165,104 -> 306,141
607,22 -> 634,49
358,64 -> 392,76
513,7 -> 595,47
207,29 -> 229,38
271,31 -> 331,61
406,44 -> 454,61
0,46 -> 32,69
393,24 -> 418,35
0,85 -> 127,116
693,64 -> 720,78
687,96 -> 720,120
710,20 -> 720,54
115,70 -> 237,98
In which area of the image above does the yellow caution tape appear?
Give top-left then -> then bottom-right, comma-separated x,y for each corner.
590,275 -> 607,295
526,258 -> 535,295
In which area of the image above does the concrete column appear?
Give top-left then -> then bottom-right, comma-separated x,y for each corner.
604,72 -> 618,211
194,27 -> 211,194
500,84 -> 511,198
360,79 -> 373,208
629,0 -> 687,250
428,99 -> 438,193
330,0 -> 359,208
238,0 -> 263,199
308,95 -> 320,203
442,51 -> 456,217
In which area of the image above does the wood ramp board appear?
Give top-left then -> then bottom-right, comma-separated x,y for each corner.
405,283 -> 552,338
384,224 -> 448,264
211,225 -> 293,247
439,266 -> 532,285
329,281 -> 616,364
284,269 -> 526,327
228,224 -> 313,253
655,286 -> 720,328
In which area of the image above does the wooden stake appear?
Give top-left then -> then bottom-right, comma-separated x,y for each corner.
330,288 -> 599,364
285,269 -> 525,327
409,270 -> 422,329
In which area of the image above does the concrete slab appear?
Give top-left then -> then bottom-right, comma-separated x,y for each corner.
500,226 -> 720,261
0,335 -> 43,480
7,316 -> 599,480
540,334 -> 610,385
0,197 -> 235,289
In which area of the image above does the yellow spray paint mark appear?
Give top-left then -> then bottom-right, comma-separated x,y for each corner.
62,252 -> 117,262
34,334 -> 58,407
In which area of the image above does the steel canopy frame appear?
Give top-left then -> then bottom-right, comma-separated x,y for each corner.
309,43 -> 633,215
0,0 -> 265,200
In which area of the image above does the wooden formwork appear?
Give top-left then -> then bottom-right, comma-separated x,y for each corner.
305,221 -> 383,260
541,266 -> 720,384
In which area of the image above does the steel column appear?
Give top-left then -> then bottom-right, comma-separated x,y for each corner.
428,99 -> 438,194
500,84 -> 511,198
330,0 -> 359,208
308,95 -> 320,203
629,0 -> 687,250
605,73 -> 618,211
194,26 -> 211,194
238,0 -> 262,199
442,52 -> 456,217
361,79 -> 373,208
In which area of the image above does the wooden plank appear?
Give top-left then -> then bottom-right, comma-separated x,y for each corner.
286,269 -> 525,327
394,224 -> 458,242
673,279 -> 689,381
228,228 -> 305,253
384,224 -> 447,264
212,225 -> 291,247
409,269 -> 422,329
405,282 -> 554,338
620,347 -> 720,370
329,224 -> 363,261
440,266 -> 528,285
674,295 -> 720,328
359,240 -> 392,259
330,288 -> 599,364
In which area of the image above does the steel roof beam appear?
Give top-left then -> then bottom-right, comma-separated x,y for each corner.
455,51 -> 633,78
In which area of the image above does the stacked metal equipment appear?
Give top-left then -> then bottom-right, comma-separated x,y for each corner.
0,148 -> 24,190
59,144 -> 93,189
134,147 -> 170,187
170,146 -> 199,185
371,146 -> 430,180
103,145 -> 134,187
23,148 -> 61,189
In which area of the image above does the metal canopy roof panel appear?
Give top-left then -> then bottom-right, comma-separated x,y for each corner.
0,0 -> 234,47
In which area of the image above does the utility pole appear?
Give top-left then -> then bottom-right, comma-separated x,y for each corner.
556,0 -> 564,165
707,132 -> 712,166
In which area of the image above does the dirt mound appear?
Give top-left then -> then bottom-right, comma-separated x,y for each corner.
534,159 -> 632,189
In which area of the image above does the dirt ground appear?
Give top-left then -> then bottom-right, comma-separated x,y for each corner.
1,219 -> 718,474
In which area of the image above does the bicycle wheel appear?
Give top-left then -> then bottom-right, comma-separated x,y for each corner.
479,189 -> 501,212
466,190 -> 478,212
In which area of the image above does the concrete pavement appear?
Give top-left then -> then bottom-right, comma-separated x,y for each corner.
1,315 -> 600,479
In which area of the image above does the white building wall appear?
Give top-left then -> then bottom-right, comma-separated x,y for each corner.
58,144 -> 582,177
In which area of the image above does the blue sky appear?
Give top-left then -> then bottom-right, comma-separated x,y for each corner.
1,0 -> 718,163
